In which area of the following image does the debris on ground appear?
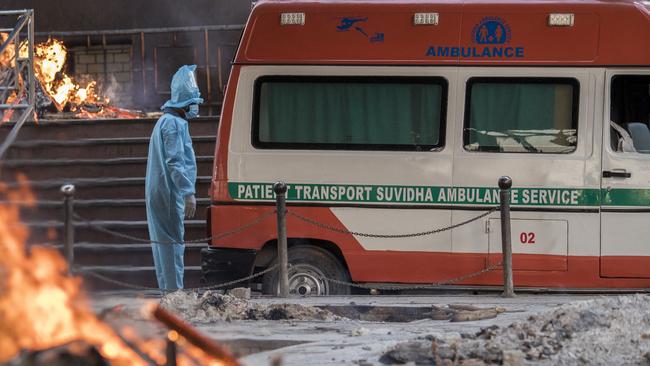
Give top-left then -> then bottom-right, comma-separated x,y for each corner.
381,294 -> 650,365
160,290 -> 342,322
432,304 -> 507,322
228,287 -> 251,300
350,327 -> 371,337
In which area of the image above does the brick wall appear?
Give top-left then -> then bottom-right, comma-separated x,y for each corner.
72,45 -> 134,108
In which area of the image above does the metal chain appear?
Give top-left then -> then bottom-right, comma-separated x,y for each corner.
70,204 -> 504,292
78,261 -> 501,293
287,206 -> 499,238
75,264 -> 279,291
324,261 -> 503,291
72,210 -> 276,245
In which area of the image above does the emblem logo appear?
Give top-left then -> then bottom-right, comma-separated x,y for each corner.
472,17 -> 511,45
425,16 -> 523,59
336,17 -> 384,44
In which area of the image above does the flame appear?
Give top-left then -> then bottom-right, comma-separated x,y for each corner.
1,93 -> 18,123
0,32 -> 27,68
1,33 -> 141,119
0,179 -> 229,365
33,38 -> 103,111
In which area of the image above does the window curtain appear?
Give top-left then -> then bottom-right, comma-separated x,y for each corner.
467,83 -> 571,149
259,82 -> 442,147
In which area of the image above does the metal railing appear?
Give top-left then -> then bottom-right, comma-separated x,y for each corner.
0,9 -> 35,160
59,177 -> 515,298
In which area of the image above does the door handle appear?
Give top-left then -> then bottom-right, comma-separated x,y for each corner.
602,170 -> 632,178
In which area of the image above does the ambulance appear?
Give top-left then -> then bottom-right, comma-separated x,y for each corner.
202,0 -> 650,294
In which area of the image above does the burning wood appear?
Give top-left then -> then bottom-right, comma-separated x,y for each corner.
153,306 -> 241,366
0,33 -> 143,120
0,181 -> 236,366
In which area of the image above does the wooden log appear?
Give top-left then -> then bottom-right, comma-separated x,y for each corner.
152,305 -> 241,366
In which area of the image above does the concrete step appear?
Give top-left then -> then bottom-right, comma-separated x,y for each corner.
25,219 -> 208,245
14,198 -> 211,222
4,176 -> 212,200
1,156 -> 214,181
0,117 -> 218,140
2,117 -> 218,291
77,265 -> 204,291
4,136 -> 216,160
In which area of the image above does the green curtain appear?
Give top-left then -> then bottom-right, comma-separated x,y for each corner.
467,83 -> 573,151
258,81 -> 442,148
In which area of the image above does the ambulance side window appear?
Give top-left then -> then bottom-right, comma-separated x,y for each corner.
463,77 -> 579,153
610,75 -> 650,154
252,76 -> 447,151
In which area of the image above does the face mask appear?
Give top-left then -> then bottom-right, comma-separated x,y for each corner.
186,104 -> 199,119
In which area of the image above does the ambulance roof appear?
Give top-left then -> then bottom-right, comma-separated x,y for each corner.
236,0 -> 650,65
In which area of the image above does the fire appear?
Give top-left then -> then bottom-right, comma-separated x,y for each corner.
33,38 -> 110,113
1,33 -> 141,119
0,32 -> 28,68
0,178 -> 230,366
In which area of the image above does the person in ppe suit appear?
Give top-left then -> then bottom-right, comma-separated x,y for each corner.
145,65 -> 203,291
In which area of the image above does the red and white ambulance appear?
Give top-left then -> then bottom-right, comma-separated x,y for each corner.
202,0 -> 650,294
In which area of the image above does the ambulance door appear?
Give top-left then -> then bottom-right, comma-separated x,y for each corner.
601,70 -> 650,278
452,67 -> 598,276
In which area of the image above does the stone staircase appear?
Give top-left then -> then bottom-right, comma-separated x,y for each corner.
0,117 -> 218,290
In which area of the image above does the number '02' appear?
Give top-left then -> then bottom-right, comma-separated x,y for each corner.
520,232 -> 536,244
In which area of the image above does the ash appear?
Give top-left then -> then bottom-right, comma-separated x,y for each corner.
383,294 -> 650,365
160,290 -> 342,323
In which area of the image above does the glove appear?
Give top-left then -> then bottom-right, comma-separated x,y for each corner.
184,194 -> 196,219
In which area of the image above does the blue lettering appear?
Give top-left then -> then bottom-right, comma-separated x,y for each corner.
516,47 -> 525,58
426,45 -> 521,58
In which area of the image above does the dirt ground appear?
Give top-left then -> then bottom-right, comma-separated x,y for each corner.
90,291 -> 650,366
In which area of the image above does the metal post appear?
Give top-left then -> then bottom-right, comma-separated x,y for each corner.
27,10 -> 35,112
165,337 -> 177,366
140,32 -> 146,100
203,29 -> 213,116
273,182 -> 290,298
61,184 -> 76,274
498,176 -> 515,298
217,46 -> 223,93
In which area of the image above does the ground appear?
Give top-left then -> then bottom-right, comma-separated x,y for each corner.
88,291 -> 650,365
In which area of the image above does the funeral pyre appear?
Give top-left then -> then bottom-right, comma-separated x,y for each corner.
0,178 -> 237,366
0,33 -> 142,120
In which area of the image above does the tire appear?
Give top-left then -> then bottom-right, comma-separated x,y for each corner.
262,245 -> 351,296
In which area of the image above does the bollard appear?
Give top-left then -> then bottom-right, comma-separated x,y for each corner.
165,335 -> 178,366
498,176 -> 515,298
61,184 -> 76,275
273,182 -> 290,298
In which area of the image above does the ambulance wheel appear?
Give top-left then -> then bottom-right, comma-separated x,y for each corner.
262,245 -> 351,296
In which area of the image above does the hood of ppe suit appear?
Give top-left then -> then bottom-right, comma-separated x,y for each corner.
161,64 -> 204,110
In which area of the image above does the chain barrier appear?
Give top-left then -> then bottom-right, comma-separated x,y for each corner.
72,210 -> 276,245
323,261 -> 503,291
70,209 -> 278,291
76,264 -> 279,292
68,197 -> 504,293
287,206 -> 499,238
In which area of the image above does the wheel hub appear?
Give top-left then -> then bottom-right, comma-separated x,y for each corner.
287,264 -> 328,296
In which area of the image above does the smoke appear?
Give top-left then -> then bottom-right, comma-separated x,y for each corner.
103,74 -> 121,106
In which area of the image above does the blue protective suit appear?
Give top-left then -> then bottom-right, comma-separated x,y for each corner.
145,65 -> 202,291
